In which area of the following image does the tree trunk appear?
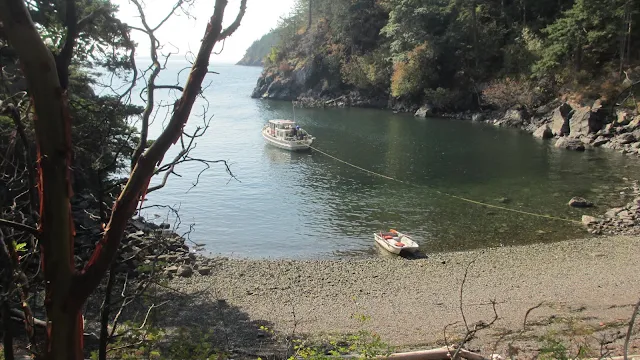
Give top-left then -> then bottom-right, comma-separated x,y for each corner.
2,300 -> 15,360
0,0 -> 247,358
471,0 -> 479,69
98,265 -> 116,360
47,309 -> 83,360
308,0 -> 313,31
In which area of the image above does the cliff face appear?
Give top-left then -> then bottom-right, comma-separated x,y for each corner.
236,30 -> 279,67
250,56 -> 390,109
249,0 -> 640,116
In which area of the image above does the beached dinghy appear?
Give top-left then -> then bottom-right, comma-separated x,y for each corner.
374,229 -> 419,254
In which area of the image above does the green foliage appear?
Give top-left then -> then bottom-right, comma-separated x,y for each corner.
340,51 -> 391,92
391,43 -> 437,98
534,0 -> 639,77
289,330 -> 391,360
254,0 -> 640,111
238,30 -> 281,66
482,78 -> 539,110
13,241 -> 27,253
91,322 -> 223,360
166,328 -> 222,360
538,337 -> 570,360
424,87 -> 470,111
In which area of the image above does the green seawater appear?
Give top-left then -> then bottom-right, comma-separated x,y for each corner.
132,63 -> 640,259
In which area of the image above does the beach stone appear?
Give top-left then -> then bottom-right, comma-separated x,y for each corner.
414,104 -> 433,118
555,137 -> 585,151
592,136 -> 610,147
533,124 -> 553,139
551,103 -> 572,136
472,113 -> 484,122
569,104 -> 604,137
568,197 -> 593,208
619,132 -> 637,144
198,267 -> 212,276
627,115 -> 640,130
581,215 -> 599,226
618,210 -> 632,219
177,265 -> 193,277
165,265 -> 179,274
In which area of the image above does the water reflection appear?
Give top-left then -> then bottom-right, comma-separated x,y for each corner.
134,64 -> 640,259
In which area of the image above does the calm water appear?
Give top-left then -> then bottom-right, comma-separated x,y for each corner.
101,62 -> 640,259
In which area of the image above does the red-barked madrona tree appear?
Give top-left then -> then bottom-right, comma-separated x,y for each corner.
0,0 -> 247,358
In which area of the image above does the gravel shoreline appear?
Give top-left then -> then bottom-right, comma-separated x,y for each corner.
164,235 -> 640,356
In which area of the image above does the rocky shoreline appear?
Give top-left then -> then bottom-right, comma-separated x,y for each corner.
70,192 -> 215,280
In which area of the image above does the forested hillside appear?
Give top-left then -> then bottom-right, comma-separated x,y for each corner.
237,30 -> 279,66
251,0 -> 640,114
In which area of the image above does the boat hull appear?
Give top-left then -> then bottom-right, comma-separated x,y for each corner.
262,130 -> 313,151
374,232 -> 419,255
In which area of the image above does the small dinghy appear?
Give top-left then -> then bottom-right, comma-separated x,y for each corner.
374,229 -> 419,254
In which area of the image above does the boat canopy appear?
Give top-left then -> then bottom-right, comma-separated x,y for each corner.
268,119 -> 296,126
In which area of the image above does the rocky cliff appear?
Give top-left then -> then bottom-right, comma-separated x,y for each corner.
236,30 -> 279,67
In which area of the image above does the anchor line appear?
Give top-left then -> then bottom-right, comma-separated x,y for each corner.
308,146 -> 583,225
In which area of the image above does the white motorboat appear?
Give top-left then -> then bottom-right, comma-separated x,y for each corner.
262,119 -> 314,151
374,229 -> 420,254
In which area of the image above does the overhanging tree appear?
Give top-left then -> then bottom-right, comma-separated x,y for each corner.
0,0 -> 247,358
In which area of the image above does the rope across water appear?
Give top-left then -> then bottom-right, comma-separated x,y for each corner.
308,145 -> 583,225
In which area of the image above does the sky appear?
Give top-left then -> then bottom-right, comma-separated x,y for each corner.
114,0 -> 297,63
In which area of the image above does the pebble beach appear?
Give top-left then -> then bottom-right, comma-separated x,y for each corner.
162,235 -> 640,356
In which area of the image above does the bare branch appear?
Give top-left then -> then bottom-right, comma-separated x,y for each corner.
56,0 -> 79,89
460,255 -> 480,332
523,302 -> 545,331
219,0 -> 247,40
152,84 -> 184,92
0,219 -> 39,237
624,297 -> 640,360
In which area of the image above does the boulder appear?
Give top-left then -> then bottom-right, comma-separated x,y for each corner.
176,265 -> 193,277
533,124 -> 553,139
581,215 -> 599,226
592,136 -> 610,147
197,267 -> 212,276
551,103 -> 572,136
497,109 -> 528,127
617,132 -> 636,145
568,104 -> 604,137
415,104 -> 434,118
555,137 -> 585,151
568,197 -> 594,208
472,113 -> 485,122
627,115 -> 640,130
616,111 -> 631,126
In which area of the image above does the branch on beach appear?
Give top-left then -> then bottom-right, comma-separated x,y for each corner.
448,255 -> 499,360
624,297 -> 640,360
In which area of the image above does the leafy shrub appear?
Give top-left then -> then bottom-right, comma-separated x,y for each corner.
482,78 -> 539,110
279,61 -> 293,73
266,47 -> 281,65
341,51 -> 391,91
424,87 -> 471,111
390,43 -> 436,98
289,330 -> 392,360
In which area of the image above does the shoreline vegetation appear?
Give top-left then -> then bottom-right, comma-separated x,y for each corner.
245,0 -> 640,160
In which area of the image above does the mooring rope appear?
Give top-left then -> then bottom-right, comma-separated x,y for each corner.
309,145 -> 583,225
